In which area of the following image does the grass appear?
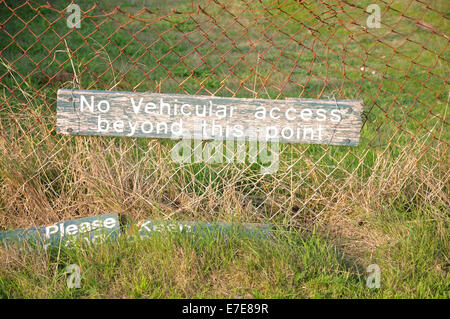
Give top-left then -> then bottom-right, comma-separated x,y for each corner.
0,206 -> 447,299
0,0 -> 448,298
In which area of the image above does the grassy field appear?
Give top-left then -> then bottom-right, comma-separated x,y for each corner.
0,0 -> 448,298
0,208 -> 448,299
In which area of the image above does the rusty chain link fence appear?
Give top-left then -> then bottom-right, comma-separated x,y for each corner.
0,0 -> 448,230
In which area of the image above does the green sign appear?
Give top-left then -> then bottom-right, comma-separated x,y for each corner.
133,220 -> 272,240
0,213 -> 120,250
1,215 -> 273,250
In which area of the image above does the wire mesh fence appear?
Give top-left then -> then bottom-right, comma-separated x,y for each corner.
0,0 -> 448,230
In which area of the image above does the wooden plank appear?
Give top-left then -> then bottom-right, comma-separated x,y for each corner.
57,89 -> 363,146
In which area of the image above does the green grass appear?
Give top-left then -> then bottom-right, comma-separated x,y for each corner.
0,203 -> 447,298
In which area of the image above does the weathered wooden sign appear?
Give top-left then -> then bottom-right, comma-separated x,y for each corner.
57,89 -> 362,146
